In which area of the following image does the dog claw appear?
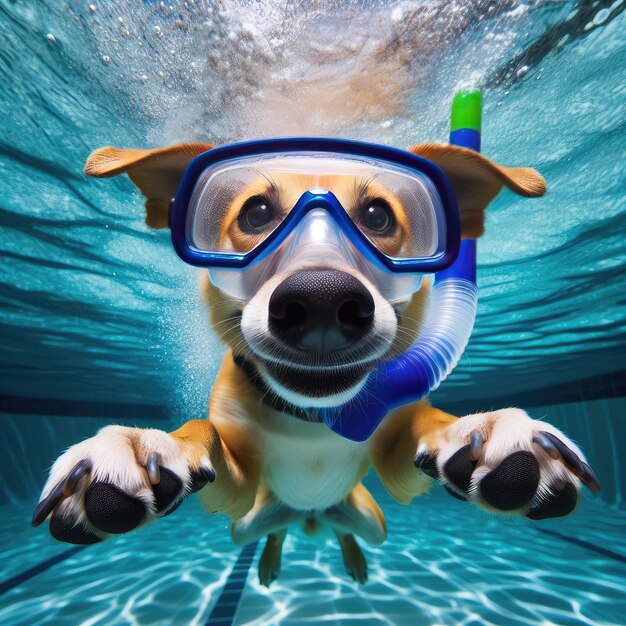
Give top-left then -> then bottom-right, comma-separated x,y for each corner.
146,453 -> 161,485
414,450 -> 439,478
32,459 -> 92,527
533,432 -> 560,459
469,431 -> 483,461
190,459 -> 216,492
580,461 -> 601,492
538,431 -> 601,492
63,459 -> 92,496
32,481 -> 65,527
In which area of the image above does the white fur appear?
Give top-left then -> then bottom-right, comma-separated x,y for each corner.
258,412 -> 369,511
320,501 -> 386,545
436,408 -> 584,514
232,500 -> 305,546
39,426 -> 201,537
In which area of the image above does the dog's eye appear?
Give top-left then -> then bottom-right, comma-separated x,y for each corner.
361,200 -> 395,235
238,196 -> 275,232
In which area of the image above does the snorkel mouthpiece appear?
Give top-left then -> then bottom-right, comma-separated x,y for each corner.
321,90 -> 481,442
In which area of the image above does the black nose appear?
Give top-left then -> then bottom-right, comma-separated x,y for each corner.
268,270 -> 375,353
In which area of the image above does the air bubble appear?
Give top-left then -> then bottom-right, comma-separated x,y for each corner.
102,55 -> 111,64
516,65 -> 529,79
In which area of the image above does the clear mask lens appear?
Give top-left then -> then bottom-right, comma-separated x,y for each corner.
209,209 -> 423,301
189,152 -> 446,299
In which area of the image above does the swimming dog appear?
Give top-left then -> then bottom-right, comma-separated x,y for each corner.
33,141 -> 600,586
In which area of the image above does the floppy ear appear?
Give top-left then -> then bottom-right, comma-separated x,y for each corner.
409,144 -> 546,238
84,143 -> 213,228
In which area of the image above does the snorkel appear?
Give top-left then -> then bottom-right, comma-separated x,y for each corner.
320,91 -> 481,441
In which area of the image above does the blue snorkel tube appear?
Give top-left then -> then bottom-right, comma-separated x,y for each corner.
321,91 -> 482,442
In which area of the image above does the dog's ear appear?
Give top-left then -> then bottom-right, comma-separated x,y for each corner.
409,144 -> 546,238
84,143 -> 213,228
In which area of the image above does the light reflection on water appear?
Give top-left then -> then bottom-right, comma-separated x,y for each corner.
0,488 -> 624,625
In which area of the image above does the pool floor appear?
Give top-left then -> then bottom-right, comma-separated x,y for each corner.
0,485 -> 624,625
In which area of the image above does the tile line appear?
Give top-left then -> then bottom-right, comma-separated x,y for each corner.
534,527 -> 626,563
0,545 -> 87,597
205,541 -> 259,626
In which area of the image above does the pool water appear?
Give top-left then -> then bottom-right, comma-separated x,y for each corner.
1,1 -> 625,624
1,475 -> 625,625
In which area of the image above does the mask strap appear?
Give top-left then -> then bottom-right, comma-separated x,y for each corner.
321,91 -> 482,442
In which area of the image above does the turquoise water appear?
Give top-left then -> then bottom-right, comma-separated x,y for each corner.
0,1 -> 625,624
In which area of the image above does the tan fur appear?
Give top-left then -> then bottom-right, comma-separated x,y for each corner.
169,418 -> 258,520
390,278 -> 431,356
84,143 -> 212,228
371,403 -> 458,504
409,143 -> 546,238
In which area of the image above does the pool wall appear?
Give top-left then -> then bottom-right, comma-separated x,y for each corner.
1,396 -> 623,508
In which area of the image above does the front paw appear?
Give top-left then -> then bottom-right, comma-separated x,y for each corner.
33,426 -> 215,544
415,408 -> 600,519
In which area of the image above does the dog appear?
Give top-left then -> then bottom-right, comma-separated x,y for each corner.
33,140 -> 600,586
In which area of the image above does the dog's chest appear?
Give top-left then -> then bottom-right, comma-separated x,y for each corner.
260,421 -> 368,511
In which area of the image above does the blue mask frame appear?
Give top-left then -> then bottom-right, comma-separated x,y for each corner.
169,137 -> 461,274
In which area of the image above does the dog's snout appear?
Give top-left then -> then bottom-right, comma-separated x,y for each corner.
269,270 -> 374,352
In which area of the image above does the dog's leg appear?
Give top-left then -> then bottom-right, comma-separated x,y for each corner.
33,419 -> 259,544
334,530 -> 368,584
231,487 -> 305,546
320,482 -> 386,546
372,403 -> 600,519
371,402 -> 456,505
258,528 -> 287,587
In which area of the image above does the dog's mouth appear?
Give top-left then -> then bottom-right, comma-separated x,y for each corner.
259,359 -> 373,400
238,268 -> 400,407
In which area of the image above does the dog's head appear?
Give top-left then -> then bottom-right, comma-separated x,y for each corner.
85,143 -> 545,408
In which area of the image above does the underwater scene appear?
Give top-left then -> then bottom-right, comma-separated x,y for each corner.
0,1 -> 625,625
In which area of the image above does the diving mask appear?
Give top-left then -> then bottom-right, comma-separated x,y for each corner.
169,90 -> 481,442
170,138 -> 461,301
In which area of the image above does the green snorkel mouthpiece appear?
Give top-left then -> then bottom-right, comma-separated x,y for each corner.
451,90 -> 482,132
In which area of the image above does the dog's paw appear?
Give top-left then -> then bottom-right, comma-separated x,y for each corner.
414,408 -> 600,519
33,426 -> 216,543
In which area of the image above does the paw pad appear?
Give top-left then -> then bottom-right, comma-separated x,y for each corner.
480,451 -> 539,510
443,444 -> 477,493
152,468 -> 183,512
527,482 -> 578,520
49,516 -> 102,544
84,483 -> 146,534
